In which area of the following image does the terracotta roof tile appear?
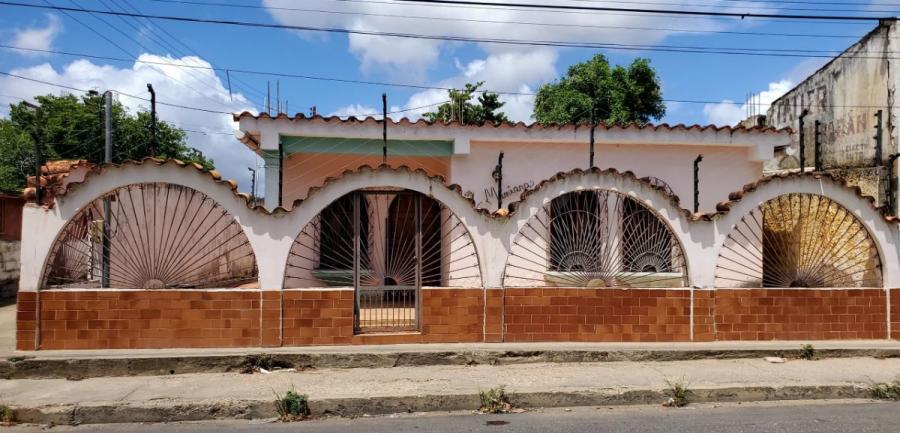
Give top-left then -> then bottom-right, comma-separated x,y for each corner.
233,112 -> 792,135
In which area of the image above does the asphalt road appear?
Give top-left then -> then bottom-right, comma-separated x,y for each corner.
9,400 -> 900,432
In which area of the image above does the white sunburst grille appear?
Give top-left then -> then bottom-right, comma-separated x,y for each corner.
715,193 -> 882,288
42,183 -> 258,289
504,189 -> 687,288
284,189 -> 482,332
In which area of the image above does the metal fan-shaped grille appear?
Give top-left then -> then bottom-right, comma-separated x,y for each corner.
504,190 -> 687,288
284,189 -> 481,331
42,183 -> 258,289
715,193 -> 882,288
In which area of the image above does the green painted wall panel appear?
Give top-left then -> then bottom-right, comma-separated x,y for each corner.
280,136 -> 453,156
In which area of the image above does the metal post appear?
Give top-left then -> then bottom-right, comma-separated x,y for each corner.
147,83 -> 157,157
589,103 -> 597,169
352,192 -> 361,331
888,153 -> 900,216
693,154 -> 703,213
102,91 -> 113,288
814,120 -> 822,172
25,102 -> 43,205
277,139 -> 284,208
798,110 -> 808,172
382,93 -> 388,164
492,152 -> 504,211
875,110 -> 884,167
248,167 -> 256,203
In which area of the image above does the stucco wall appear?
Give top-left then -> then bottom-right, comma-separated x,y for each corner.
460,141 -> 758,213
766,21 -> 898,205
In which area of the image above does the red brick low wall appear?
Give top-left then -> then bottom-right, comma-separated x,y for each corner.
16,287 -> 897,350
502,288 -> 693,342
713,289 -> 887,341
17,290 -> 263,350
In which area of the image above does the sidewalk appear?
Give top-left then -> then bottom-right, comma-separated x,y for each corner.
3,356 -> 900,425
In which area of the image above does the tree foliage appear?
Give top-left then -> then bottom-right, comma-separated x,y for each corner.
533,55 -> 666,126
423,82 -> 509,126
0,93 -> 213,193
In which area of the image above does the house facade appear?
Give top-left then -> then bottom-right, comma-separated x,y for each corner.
15,115 -> 900,351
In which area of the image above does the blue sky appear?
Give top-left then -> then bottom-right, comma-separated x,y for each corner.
0,0 -> 885,187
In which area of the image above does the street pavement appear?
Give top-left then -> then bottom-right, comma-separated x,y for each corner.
6,400 -> 899,432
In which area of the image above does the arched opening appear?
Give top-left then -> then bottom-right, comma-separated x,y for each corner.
42,183 -> 258,289
285,188 -> 481,333
715,193 -> 883,288
505,189 -> 687,288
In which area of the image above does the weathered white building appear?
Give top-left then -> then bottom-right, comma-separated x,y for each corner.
766,19 -> 900,211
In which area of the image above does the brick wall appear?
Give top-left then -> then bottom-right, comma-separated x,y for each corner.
18,290 -> 263,350
713,289 -> 887,340
891,289 -> 899,340
17,287 -> 896,350
502,288 -> 693,342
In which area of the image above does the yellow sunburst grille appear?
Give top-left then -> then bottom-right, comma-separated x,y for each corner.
716,193 -> 882,288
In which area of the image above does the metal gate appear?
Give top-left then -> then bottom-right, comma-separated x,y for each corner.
352,190 -> 430,333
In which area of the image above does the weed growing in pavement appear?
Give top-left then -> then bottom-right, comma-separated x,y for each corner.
799,344 -> 816,360
0,404 -> 15,425
663,378 -> 692,407
479,386 -> 513,414
870,379 -> 900,401
273,388 -> 310,421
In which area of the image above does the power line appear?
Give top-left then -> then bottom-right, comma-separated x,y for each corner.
391,0 -> 887,21
0,2 -> 893,58
2,45 -> 897,111
142,0 -> 865,39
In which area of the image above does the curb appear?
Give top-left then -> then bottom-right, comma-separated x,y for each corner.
4,348 -> 899,380
10,385 -> 876,425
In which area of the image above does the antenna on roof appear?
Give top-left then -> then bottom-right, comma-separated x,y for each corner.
382,93 -> 388,165
276,80 -> 281,114
266,81 -> 271,114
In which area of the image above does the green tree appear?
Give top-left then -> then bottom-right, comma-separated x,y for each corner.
533,55 -> 665,126
423,82 -> 509,126
0,93 -> 213,193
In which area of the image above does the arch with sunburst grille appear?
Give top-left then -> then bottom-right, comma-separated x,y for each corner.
41,182 -> 258,289
715,193 -> 882,288
284,188 -> 482,331
503,189 -> 688,288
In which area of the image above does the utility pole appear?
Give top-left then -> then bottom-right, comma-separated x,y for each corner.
310,106 -> 317,117
102,91 -> 113,288
589,102 -> 597,169
147,84 -> 157,157
693,154 -> 703,213
248,167 -> 257,203
798,110 -> 809,172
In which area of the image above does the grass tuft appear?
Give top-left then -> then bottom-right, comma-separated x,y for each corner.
273,388 -> 310,421
870,379 -> 900,401
663,378 -> 692,407
799,344 -> 816,360
479,386 -> 513,414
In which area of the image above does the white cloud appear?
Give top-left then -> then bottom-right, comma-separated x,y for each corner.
261,0 -> 742,76
8,14 -> 62,56
703,80 -> 794,126
330,103 -> 380,119
396,49 -> 558,122
0,55 -> 261,191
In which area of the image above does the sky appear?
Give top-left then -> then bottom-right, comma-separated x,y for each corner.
0,0 -> 888,191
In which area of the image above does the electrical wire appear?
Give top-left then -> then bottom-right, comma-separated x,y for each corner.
140,0 -> 866,39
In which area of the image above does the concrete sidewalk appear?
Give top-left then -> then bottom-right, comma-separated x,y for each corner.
3,356 -> 900,425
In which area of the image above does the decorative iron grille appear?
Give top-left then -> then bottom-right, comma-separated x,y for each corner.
715,193 -> 882,288
42,183 -> 258,289
284,189 -> 481,332
504,190 -> 687,288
